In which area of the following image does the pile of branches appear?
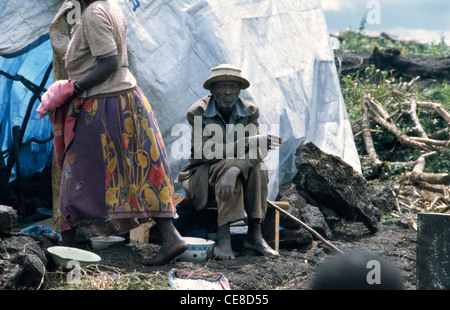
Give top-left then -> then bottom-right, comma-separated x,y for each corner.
358,85 -> 449,216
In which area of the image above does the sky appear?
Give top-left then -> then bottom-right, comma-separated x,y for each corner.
320,0 -> 450,44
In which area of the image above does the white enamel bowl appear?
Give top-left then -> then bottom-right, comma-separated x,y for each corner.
47,246 -> 101,270
177,237 -> 215,263
90,236 -> 125,251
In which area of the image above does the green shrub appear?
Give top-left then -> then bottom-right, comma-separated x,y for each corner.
340,30 -> 449,57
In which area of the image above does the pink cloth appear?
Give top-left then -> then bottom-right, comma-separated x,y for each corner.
50,101 -> 78,171
37,79 -> 77,170
37,80 -> 74,118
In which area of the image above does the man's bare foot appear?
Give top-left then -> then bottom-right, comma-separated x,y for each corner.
243,238 -> 280,258
213,223 -> 235,260
141,218 -> 187,266
245,218 -> 280,258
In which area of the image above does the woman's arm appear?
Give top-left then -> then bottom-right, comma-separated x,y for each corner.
74,55 -> 119,94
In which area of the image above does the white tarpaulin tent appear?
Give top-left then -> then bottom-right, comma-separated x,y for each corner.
0,0 -> 361,199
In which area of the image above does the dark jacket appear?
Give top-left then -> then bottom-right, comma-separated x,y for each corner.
176,95 -> 264,210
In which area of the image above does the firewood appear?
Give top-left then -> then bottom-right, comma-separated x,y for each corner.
361,90 -> 383,170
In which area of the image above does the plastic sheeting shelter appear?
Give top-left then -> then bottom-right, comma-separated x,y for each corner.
0,39 -> 54,182
0,0 -> 361,200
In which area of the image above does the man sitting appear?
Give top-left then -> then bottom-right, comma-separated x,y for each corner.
177,64 -> 281,260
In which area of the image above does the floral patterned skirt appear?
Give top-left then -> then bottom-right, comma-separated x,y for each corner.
58,87 -> 177,234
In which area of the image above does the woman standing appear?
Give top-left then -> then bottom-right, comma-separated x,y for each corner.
39,0 -> 186,265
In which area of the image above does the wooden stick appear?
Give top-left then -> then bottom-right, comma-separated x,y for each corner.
362,90 -> 383,169
429,128 -> 449,140
353,128 -> 384,138
409,136 -> 450,147
368,103 -> 434,151
267,200 -> 344,254
408,94 -> 428,139
409,154 -> 450,185
402,100 -> 450,126
369,96 -> 391,121
387,151 -> 438,169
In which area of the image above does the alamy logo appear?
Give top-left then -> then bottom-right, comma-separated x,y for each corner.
170,116 -> 281,165
366,0 -> 381,25
66,260 -> 81,284
366,259 -> 381,285
66,0 -> 141,25
66,1 -> 81,25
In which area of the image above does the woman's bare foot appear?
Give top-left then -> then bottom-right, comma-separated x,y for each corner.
142,239 -> 187,266
213,223 -> 235,260
141,218 -> 187,266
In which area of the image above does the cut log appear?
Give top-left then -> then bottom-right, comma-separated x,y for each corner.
334,47 -> 450,85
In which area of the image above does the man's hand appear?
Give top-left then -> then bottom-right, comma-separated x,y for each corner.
217,166 -> 241,202
266,133 -> 282,150
251,133 -> 282,150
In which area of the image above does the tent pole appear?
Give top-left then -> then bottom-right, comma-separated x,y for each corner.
12,125 -> 24,220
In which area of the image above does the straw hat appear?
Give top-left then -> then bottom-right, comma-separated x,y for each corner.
203,64 -> 250,90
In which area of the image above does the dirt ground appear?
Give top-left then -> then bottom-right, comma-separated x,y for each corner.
85,218 -> 417,290
10,167 -> 417,290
